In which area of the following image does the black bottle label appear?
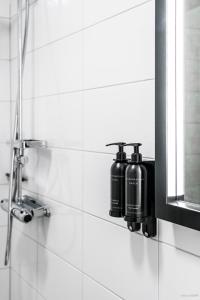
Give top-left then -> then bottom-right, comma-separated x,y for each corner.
126,177 -> 144,217
111,175 -> 125,210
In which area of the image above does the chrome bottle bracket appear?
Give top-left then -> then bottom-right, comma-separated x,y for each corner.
0,195 -> 50,223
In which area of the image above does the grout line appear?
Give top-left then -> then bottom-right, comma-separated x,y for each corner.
22,187 -> 154,240
12,227 -> 125,300
43,145 -> 154,159
10,268 -> 46,300
158,238 -> 200,260
0,16 -> 9,20
10,0 -> 38,20
10,0 -> 152,60
4,139 -> 155,158
6,142 -> 155,158
22,188 -> 200,259
82,273 -> 125,300
9,77 -> 155,102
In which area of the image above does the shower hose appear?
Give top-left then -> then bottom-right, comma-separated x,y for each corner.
4,0 -> 30,266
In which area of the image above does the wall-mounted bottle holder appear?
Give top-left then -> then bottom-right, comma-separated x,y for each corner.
106,142 -> 156,238
141,160 -> 156,238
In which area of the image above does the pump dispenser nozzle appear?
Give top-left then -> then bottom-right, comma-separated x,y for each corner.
125,143 -> 142,163
106,142 -> 127,161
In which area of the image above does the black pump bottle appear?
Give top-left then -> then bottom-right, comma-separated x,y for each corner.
106,143 -> 128,218
124,143 -> 147,232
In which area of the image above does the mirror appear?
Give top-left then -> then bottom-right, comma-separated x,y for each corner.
156,0 -> 200,230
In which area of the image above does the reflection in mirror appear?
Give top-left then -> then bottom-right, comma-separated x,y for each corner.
166,0 -> 200,209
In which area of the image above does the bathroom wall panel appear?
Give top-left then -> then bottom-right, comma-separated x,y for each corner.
83,0 -> 154,89
23,33 -> 82,100
22,94 -> 83,149
23,148 -> 83,210
10,58 -> 17,101
83,276 -> 123,300
159,243 -> 200,300
0,269 -> 9,300
11,0 -> 83,59
10,1 -> 152,59
27,0 -> 83,53
0,61 -> 10,101
158,220 -> 200,258
83,0 -> 151,27
185,92 -> 200,123
0,144 -> 10,185
11,270 -> 45,300
0,1 -> 9,18
186,6 -> 200,29
0,143 -> 10,184
0,19 -> 9,60
36,197 -> 83,270
10,0 -> 18,18
83,80 -> 155,156
10,16 -> 17,60
0,185 -> 9,225
83,213 -> 158,300
0,103 -> 10,141
37,245 -> 82,300
11,229 -> 38,287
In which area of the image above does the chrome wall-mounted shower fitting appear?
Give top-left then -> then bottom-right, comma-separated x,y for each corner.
0,0 -> 51,266
1,195 -> 50,224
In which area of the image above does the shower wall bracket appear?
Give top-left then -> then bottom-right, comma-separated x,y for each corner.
1,138 -> 49,224
13,139 -> 47,150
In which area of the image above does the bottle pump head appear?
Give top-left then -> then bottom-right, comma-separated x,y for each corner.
106,142 -> 127,161
125,143 -> 142,163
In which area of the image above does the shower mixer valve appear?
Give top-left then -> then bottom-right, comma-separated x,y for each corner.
1,195 -> 50,224
1,139 -> 50,224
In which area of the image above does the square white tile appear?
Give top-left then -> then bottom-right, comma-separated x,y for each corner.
83,1 -> 154,89
159,243 -> 200,300
83,80 -> 155,157
11,229 -> 38,287
0,61 -> 10,101
37,245 -> 82,300
22,93 -> 83,149
11,270 -> 44,300
0,19 -> 9,60
23,148 -> 83,210
0,269 -> 9,300
37,198 -> 82,270
23,33 -> 83,99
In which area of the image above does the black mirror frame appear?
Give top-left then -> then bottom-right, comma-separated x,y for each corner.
155,0 -> 200,231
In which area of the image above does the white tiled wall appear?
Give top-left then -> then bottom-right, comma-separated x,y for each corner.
6,0 -> 200,300
0,0 -> 10,299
